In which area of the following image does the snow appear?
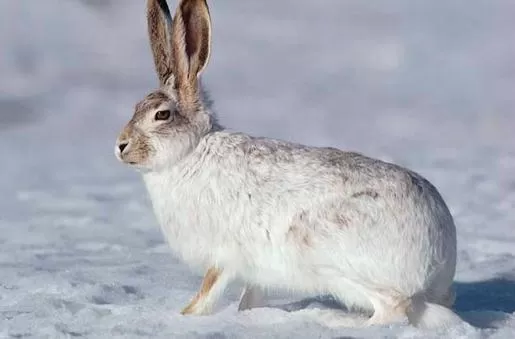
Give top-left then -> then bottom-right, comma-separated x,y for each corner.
1,0 -> 514,338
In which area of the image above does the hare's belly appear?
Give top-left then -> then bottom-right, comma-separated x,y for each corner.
233,243 -> 322,290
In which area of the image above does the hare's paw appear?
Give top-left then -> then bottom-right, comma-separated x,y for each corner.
180,267 -> 231,316
181,295 -> 212,316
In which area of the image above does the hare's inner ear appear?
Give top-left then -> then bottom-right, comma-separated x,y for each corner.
147,0 -> 173,86
170,0 -> 212,90
181,0 -> 211,76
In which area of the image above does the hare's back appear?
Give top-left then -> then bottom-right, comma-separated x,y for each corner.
234,135 -> 434,197
210,132 -> 450,217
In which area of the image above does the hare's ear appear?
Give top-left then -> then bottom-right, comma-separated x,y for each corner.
147,0 -> 173,85
170,0 -> 212,108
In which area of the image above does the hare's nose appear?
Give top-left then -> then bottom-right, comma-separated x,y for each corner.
118,142 -> 129,153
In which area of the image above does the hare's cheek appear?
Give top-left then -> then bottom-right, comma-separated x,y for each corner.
126,136 -> 153,165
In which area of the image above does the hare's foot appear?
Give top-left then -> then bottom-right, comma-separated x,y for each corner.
181,267 -> 230,315
364,293 -> 409,326
238,285 -> 266,311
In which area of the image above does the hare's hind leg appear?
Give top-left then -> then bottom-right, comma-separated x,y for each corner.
428,285 -> 456,308
363,292 -> 409,326
315,285 -> 408,328
438,287 -> 456,308
181,267 -> 230,315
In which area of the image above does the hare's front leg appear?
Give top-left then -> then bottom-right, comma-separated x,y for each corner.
181,267 -> 230,315
238,285 -> 266,311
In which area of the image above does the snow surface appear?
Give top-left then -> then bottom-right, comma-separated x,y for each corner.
1,0 -> 514,338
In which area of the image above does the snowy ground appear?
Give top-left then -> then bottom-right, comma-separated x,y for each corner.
1,0 -> 515,338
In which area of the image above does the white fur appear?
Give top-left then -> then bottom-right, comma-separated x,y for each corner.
139,130 -> 458,328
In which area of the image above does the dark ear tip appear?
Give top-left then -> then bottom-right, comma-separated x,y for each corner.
156,0 -> 172,18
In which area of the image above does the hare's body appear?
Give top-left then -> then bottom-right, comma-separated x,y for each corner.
143,131 -> 456,315
116,0 -> 461,329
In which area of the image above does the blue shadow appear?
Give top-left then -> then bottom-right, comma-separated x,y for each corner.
454,278 -> 515,313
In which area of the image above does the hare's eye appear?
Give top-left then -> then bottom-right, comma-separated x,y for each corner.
154,110 -> 171,121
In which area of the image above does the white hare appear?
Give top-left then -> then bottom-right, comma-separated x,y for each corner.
115,0 -> 461,329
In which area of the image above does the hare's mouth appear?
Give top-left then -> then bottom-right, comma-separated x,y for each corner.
115,149 -> 141,167
121,157 -> 142,167
126,161 -> 142,167
119,158 -> 148,172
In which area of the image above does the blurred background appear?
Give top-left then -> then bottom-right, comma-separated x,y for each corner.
0,0 -> 514,335
2,0 -> 514,145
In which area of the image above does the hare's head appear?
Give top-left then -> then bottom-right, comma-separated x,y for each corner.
116,0 -> 215,171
